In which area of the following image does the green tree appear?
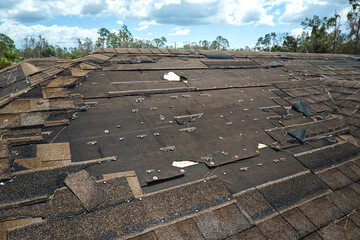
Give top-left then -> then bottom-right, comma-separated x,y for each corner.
153,36 -> 167,48
301,15 -> 331,53
199,40 -> 210,50
0,33 -> 19,69
283,35 -> 298,52
96,28 -> 110,48
347,0 -> 360,53
118,25 -> 133,48
327,13 -> 342,53
215,36 -> 229,50
0,33 -> 16,51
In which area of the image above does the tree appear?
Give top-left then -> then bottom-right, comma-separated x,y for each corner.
327,12 -> 341,53
153,36 -> 167,48
199,40 -> 210,50
118,25 -> 133,48
96,28 -> 110,48
347,0 -> 360,53
107,32 -> 120,48
283,35 -> 298,52
256,34 -> 271,51
0,34 -> 16,51
215,36 -> 229,50
0,33 -> 19,69
210,40 -> 220,50
301,15 -> 331,53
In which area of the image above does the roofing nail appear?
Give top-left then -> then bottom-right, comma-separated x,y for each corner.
137,134 -> 147,139
87,141 -> 97,146
221,151 -> 228,156
135,98 -> 144,103
159,115 -> 165,121
116,125 -> 121,128
119,137 -> 125,141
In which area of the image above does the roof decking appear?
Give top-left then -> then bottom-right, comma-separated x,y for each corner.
0,49 -> 360,239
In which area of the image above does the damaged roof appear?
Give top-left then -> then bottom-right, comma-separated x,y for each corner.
0,48 -> 360,240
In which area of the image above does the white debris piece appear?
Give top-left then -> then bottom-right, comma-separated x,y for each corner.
164,72 -> 180,81
172,161 -> 199,168
258,143 -> 268,149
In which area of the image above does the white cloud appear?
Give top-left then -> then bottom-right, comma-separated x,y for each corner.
168,27 -> 190,36
135,25 -> 149,31
116,20 -> 123,25
0,22 -> 98,48
135,20 -> 159,31
278,0 -> 349,24
256,14 -> 275,26
0,0 -> 351,29
290,27 -> 305,37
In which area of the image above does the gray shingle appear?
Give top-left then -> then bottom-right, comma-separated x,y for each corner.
235,188 -> 276,222
282,208 -> 317,237
317,168 -> 352,190
299,195 -> 343,228
257,215 -> 299,240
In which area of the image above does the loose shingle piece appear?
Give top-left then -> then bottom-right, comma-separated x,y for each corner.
64,170 -> 107,211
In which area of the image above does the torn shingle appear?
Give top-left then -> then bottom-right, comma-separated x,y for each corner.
64,170 -> 107,211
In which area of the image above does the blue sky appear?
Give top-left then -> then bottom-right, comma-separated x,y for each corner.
0,0 -> 351,49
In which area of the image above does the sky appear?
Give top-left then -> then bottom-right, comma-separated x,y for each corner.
0,0 -> 352,49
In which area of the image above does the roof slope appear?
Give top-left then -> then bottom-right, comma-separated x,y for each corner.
0,48 -> 360,239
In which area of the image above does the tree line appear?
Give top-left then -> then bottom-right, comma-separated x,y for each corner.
0,0 -> 359,70
255,0 -> 360,54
